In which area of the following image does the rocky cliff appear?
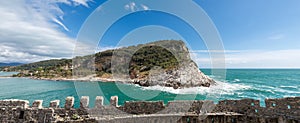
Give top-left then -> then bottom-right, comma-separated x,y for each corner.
113,40 -> 216,88
139,61 -> 215,88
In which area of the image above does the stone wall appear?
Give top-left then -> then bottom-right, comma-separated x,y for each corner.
0,96 -> 299,123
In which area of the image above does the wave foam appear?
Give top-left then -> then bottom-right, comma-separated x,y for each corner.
279,85 -> 298,89
141,81 -> 251,95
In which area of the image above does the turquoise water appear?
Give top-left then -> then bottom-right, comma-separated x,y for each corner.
0,69 -> 299,107
0,72 -> 19,77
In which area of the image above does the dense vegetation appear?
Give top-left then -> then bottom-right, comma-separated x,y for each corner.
2,59 -> 72,78
1,40 -> 193,79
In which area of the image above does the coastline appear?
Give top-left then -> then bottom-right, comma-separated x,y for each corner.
0,76 -> 13,79
1,68 -> 216,89
13,75 -> 131,83
31,77 -> 122,83
0,71 -> 124,82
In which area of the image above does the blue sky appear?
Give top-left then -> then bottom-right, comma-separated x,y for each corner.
198,0 -> 300,50
0,0 -> 300,68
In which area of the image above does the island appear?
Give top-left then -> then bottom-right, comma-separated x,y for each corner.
0,40 -> 215,89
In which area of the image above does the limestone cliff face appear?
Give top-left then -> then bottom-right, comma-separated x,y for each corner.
133,59 -> 215,89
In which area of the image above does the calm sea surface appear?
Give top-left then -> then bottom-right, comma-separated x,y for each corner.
0,69 -> 299,107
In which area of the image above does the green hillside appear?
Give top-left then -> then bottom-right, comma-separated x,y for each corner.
2,40 -> 191,79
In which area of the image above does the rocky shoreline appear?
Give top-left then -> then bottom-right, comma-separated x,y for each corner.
2,61 -> 216,89
27,63 -> 216,89
2,62 -> 216,89
7,63 -> 216,89
132,62 -> 216,89
24,75 -> 126,83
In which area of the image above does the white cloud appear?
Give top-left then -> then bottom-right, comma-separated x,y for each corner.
95,46 -> 121,53
52,18 -> 70,31
193,50 -> 300,68
190,50 -> 241,53
27,0 -> 93,31
124,2 -> 137,12
72,0 -> 93,7
0,0 -> 92,63
0,45 -> 57,63
124,2 -> 150,12
141,4 -> 149,10
268,34 -> 285,40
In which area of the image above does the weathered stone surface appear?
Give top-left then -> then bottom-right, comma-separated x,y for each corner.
94,96 -> 104,108
110,96 -> 118,107
0,99 -> 29,109
122,101 -> 164,114
133,62 -> 216,89
80,96 -> 89,109
0,96 -> 299,122
32,100 -> 43,109
64,96 -> 74,110
50,100 -> 60,108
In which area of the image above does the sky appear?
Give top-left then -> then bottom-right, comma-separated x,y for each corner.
0,0 -> 300,68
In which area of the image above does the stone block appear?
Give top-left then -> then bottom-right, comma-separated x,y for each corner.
95,96 -> 104,108
49,100 -> 60,108
64,97 -> 74,110
32,100 -> 43,109
110,96 -> 118,107
80,96 -> 89,109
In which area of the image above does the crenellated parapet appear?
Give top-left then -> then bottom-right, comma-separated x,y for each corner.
0,96 -> 299,123
49,100 -> 60,108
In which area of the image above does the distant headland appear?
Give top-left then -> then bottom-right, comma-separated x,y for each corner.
0,40 -> 215,89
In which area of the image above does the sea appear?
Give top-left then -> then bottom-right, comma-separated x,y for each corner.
0,69 -> 299,108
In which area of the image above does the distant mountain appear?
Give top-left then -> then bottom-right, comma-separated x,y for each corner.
0,62 -> 23,67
